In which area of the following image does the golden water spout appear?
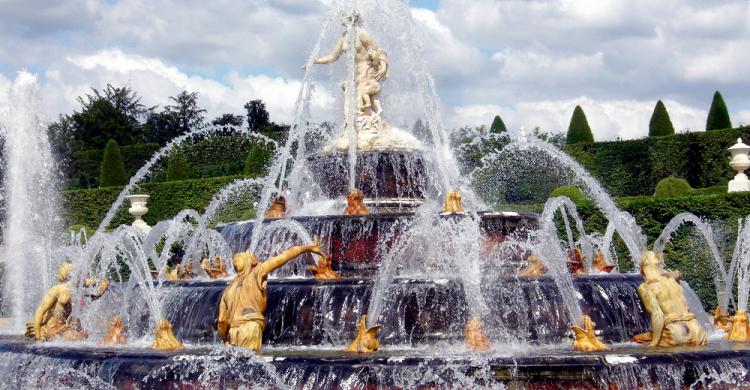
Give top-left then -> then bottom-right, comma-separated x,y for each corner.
572,315 -> 609,351
201,256 -> 229,279
726,310 -> 750,342
265,196 -> 287,219
714,306 -> 733,334
519,254 -> 545,277
151,317 -> 184,351
344,189 -> 369,215
308,255 -> 342,280
441,188 -> 464,213
592,251 -> 615,273
566,248 -> 587,275
346,315 -> 381,353
99,315 -> 127,345
465,317 -> 491,352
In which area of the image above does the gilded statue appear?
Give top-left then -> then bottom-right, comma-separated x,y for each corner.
441,188 -> 464,213
344,188 -> 369,215
519,254 -> 545,277
265,196 -> 287,219
592,251 -> 615,273
727,310 -> 750,341
99,315 -> 127,345
217,239 -> 325,352
201,256 -> 229,279
308,255 -> 342,280
566,248 -> 586,275
714,306 -> 733,334
632,251 -> 707,347
465,317 -> 491,352
346,315 -> 381,353
164,262 -> 193,281
572,315 -> 609,351
151,317 -> 184,351
25,262 -> 109,341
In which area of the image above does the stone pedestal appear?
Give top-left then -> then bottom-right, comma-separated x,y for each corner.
728,138 -> 750,193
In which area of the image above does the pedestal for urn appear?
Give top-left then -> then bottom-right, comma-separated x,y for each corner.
729,138 -> 750,193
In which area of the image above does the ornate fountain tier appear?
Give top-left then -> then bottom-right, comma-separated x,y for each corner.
218,211 -> 538,277
307,150 -> 430,212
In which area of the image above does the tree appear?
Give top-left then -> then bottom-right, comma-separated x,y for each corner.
565,105 -> 594,144
99,139 -> 128,187
706,91 -> 732,131
144,91 -> 206,145
70,84 -> 151,149
244,100 -> 269,132
166,147 -> 188,181
649,100 -> 675,137
490,115 -> 507,133
212,113 -> 244,128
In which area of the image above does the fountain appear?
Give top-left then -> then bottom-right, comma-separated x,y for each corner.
1,1 -> 750,388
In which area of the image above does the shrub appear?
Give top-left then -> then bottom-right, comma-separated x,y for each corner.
564,126 -> 749,196
566,105 -> 594,144
654,177 -> 693,199
166,147 -> 188,181
649,100 -> 675,137
706,91 -> 732,131
99,139 -> 128,187
550,186 -> 588,206
244,141 -> 274,177
490,115 -> 507,133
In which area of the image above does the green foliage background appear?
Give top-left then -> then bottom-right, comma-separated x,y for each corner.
564,127 -> 749,196
99,139 -> 128,187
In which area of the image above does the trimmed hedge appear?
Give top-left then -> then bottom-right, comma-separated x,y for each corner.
62,175 -> 255,229
564,126 -> 750,196
653,177 -> 692,199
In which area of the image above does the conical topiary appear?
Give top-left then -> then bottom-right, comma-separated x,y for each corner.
166,147 -> 188,181
706,91 -> 732,131
648,100 -> 675,137
99,139 -> 128,187
490,115 -> 507,133
565,106 -> 594,144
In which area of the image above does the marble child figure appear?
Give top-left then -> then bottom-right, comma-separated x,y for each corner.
217,238 -> 326,352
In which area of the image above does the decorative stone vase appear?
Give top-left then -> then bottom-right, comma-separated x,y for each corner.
728,138 -> 750,193
126,194 -> 151,232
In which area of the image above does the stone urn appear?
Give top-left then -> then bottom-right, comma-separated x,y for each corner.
126,194 -> 151,232
728,138 -> 750,193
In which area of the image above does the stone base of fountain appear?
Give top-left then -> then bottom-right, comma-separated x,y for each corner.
307,151 -> 430,212
1,336 -> 748,388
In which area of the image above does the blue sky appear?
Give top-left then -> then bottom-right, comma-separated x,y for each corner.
0,0 -> 749,140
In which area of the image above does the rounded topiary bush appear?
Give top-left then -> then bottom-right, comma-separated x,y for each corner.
549,186 -> 588,205
654,177 -> 693,199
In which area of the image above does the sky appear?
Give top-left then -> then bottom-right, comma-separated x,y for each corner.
0,0 -> 748,140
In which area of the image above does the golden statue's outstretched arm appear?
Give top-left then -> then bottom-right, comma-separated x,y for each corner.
32,286 -> 59,340
258,238 -> 324,278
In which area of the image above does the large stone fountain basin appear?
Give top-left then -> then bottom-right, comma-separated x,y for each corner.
0,336 -> 748,389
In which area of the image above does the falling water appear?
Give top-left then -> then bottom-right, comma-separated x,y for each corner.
653,212 -> 732,310
1,72 -> 62,329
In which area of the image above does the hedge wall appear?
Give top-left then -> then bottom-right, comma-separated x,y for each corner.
62,175 -> 256,229
564,126 -> 749,196
67,143 -> 161,189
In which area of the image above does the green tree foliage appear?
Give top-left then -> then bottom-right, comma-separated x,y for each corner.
490,115 -> 507,133
166,147 -> 188,181
70,85 -> 151,149
244,142 -> 274,177
145,91 -> 206,145
654,176 -> 693,198
244,99 -> 270,132
565,105 -> 594,144
99,139 -> 128,187
706,91 -> 732,131
649,100 -> 675,137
